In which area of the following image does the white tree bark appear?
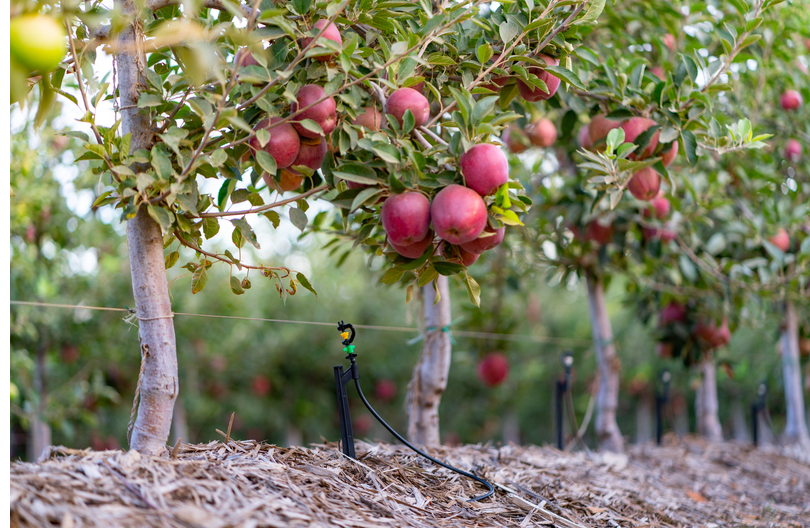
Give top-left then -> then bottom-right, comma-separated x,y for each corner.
695,358 -> 723,442
780,301 -> 810,445
585,273 -> 624,452
635,393 -> 653,444
406,276 -> 451,446
117,0 -> 178,455
29,343 -> 51,461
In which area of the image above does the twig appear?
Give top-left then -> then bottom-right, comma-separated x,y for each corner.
173,230 -> 292,274
418,126 -> 448,146
157,87 -> 192,134
198,183 -> 328,218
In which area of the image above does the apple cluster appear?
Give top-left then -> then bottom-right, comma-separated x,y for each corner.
780,89 -> 804,162
656,301 -> 730,359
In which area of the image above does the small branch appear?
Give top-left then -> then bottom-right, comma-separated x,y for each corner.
198,183 -> 328,218
173,230 -> 291,273
419,126 -> 448,146
156,87 -> 192,134
411,129 -> 433,150
533,2 -> 585,55
146,0 -> 254,17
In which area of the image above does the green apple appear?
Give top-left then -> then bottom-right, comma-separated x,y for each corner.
10,14 -> 67,73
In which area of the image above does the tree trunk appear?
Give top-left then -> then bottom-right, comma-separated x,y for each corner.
635,392 -> 653,444
28,342 -> 51,461
780,301 -> 810,445
731,399 -> 750,443
171,396 -> 189,445
695,358 -> 723,442
407,276 -> 451,446
117,0 -> 178,455
584,273 -> 624,452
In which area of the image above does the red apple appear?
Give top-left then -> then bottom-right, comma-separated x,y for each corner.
588,114 -> 622,148
650,66 -> 665,80
442,243 -> 480,267
785,139 -> 802,162
769,228 -> 790,252
352,106 -> 384,131
292,137 -> 327,171
643,226 -> 676,242
354,414 -> 372,435
656,341 -> 673,359
386,87 -> 430,128
502,125 -> 529,154
252,375 -> 272,397
291,84 -> 337,138
516,54 -> 560,102
659,302 -> 687,326
620,117 -> 659,159
577,126 -> 593,150
431,184 -> 488,245
301,20 -> 342,62
249,117 -> 301,169
235,48 -> 261,69
661,141 -> 678,167
663,33 -> 676,52
264,169 -> 304,192
460,224 -> 505,254
60,344 -> 79,363
628,167 -> 661,201
644,191 -> 670,219
693,318 -> 730,350
374,379 -> 398,402
781,89 -> 803,111
390,230 -> 434,259
584,220 -> 613,245
527,118 -> 557,148
477,352 -> 509,387
459,143 -> 509,196
381,192 -> 432,246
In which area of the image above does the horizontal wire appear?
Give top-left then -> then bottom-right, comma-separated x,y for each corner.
9,300 -> 593,347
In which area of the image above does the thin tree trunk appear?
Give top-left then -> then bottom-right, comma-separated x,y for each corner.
117,0 -> 178,455
731,399 -> 750,443
407,276 -> 451,446
780,301 -> 810,445
584,273 -> 624,452
29,342 -> 51,461
171,396 -> 189,445
695,357 -> 723,442
635,392 -> 653,444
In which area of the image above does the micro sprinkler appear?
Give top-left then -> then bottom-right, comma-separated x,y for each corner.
655,369 -> 671,445
332,321 -> 495,502
555,350 -> 573,450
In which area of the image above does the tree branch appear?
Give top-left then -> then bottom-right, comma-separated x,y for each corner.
198,183 -> 328,218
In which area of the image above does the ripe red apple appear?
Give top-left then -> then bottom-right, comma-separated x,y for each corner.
352,106 -> 384,131
656,341 -> 673,359
661,141 -> 678,167
577,126 -> 593,150
442,243 -> 480,267
292,137 -> 327,171
584,220 -> 613,245
374,379 -> 398,402
785,139 -> 802,162
693,317 -> 730,349
516,55 -> 560,102
381,192 -> 431,246
291,84 -> 337,138
620,117 -> 659,159
644,191 -> 670,219
780,89 -> 803,111
249,117 -> 301,169
390,230 -> 434,259
659,302 -> 687,326
302,19 -> 342,62
527,118 -> 557,148
477,352 -> 509,387
431,184 -> 488,245
264,169 -> 304,192
459,143 -> 509,196
588,114 -> 622,148
60,344 -> 79,363
628,167 -> 661,201
252,375 -> 272,397
643,226 -> 676,242
650,66 -> 665,80
460,225 -> 505,254
235,48 -> 261,69
663,33 -> 676,52
502,125 -> 529,154
386,87 -> 430,128
768,228 -> 790,252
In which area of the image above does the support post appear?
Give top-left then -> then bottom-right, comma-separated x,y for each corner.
555,378 -> 565,450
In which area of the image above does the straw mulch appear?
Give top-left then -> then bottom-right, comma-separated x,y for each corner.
10,436 -> 810,528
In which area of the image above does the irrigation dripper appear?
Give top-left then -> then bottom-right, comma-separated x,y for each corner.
332,320 -> 495,502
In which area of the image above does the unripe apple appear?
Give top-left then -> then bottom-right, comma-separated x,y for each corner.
352,107 -> 384,131
264,169 -> 304,192
516,54 -> 560,102
584,220 -> 613,246
620,117 -> 659,159
431,184 -> 488,245
577,127 -> 593,150
291,84 -> 337,138
374,379 -> 398,402
527,118 -> 557,148
661,141 -> 678,167
785,139 -> 802,162
628,167 -> 661,201
10,14 -> 66,73
781,89 -> 803,111
301,19 -> 342,62
459,143 -> 509,196
249,117 -> 301,169
252,375 -> 272,397
477,352 -> 509,387
588,114 -> 622,148
381,192 -> 431,246
460,225 -> 505,254
768,228 -> 790,252
659,302 -> 687,326
386,87 -> 430,128
663,33 -> 676,52
292,137 -> 327,171
502,125 -> 529,154
389,230 -> 434,259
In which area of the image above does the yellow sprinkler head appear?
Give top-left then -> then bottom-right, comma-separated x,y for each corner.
341,331 -> 349,340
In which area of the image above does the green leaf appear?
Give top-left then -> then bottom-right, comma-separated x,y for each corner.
202,217 -> 219,239
255,151 -> 278,176
681,129 -> 697,166
147,205 -> 175,234
574,0 -> 606,26
165,251 -> 180,269
263,210 -> 281,228
295,119 -> 325,137
231,218 -> 261,249
191,260 -> 208,294
463,273 -> 481,307
350,187 -> 384,211
544,65 -> 587,92
297,272 -> 318,297
476,43 -> 494,65
289,207 -> 308,232
230,276 -> 245,295
499,19 -> 520,44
